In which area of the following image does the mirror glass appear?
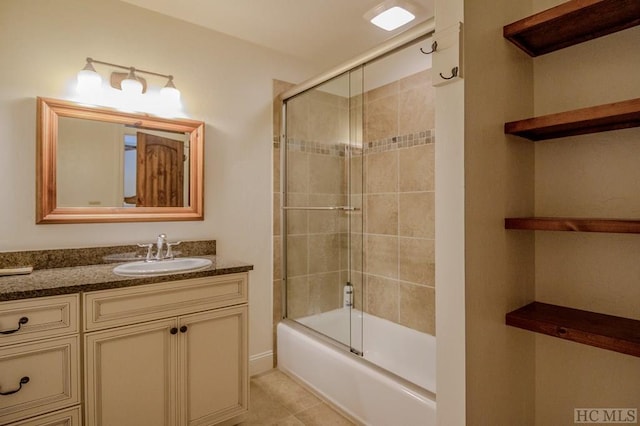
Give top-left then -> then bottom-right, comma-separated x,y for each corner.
37,97 -> 204,223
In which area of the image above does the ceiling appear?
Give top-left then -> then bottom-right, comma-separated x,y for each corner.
120,0 -> 434,69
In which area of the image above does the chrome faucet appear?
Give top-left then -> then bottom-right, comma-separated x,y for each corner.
156,234 -> 167,261
138,234 -> 181,262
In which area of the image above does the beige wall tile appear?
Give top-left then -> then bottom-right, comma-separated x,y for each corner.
286,235 -> 308,277
399,283 -> 435,335
275,68 -> 436,336
286,95 -> 310,141
285,193 -> 308,235
345,194 -> 363,234
273,192 -> 281,237
309,99 -> 344,144
309,272 -> 342,314
365,80 -> 398,103
273,279 -> 282,323
308,194 -> 343,233
366,194 -> 398,235
308,233 -> 341,274
399,237 -> 435,286
286,276 -> 309,319
286,151 -> 308,194
365,150 -> 397,193
366,275 -> 399,323
399,144 -> 434,192
349,155 -> 363,195
399,192 -> 434,238
273,236 -> 282,280
309,154 -> 343,194
273,147 -> 280,192
348,232 -> 364,272
399,87 -> 434,135
399,69 -> 432,91
366,235 -> 398,279
365,94 -> 399,141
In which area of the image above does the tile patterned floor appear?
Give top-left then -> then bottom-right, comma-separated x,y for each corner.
238,369 -> 355,426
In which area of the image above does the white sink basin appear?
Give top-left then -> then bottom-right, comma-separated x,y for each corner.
113,257 -> 212,277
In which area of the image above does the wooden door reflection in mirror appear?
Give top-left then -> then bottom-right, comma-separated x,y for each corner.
37,97 -> 204,223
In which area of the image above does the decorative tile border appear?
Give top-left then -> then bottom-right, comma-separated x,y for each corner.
285,139 -> 348,156
280,130 -> 434,157
365,130 -> 434,154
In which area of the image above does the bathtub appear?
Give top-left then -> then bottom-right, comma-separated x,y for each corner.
277,308 -> 436,426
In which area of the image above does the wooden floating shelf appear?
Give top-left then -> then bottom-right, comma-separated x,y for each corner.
504,0 -> 640,57
505,217 -> 640,234
504,98 -> 640,141
506,302 -> 640,357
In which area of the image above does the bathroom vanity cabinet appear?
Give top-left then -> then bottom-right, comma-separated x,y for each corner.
0,267 -> 250,426
0,295 -> 81,425
83,273 -> 249,426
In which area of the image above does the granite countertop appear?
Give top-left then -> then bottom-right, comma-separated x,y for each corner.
0,255 -> 253,302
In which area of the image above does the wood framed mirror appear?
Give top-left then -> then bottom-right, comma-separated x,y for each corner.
36,97 -> 204,224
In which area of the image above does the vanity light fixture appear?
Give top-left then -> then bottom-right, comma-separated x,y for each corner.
76,57 -> 181,106
365,0 -> 417,31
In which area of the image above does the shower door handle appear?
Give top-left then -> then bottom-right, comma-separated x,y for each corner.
281,206 -> 359,211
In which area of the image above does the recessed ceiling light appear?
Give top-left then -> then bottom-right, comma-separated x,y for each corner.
365,1 -> 417,32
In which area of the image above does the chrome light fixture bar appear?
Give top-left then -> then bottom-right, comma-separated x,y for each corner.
76,57 -> 180,101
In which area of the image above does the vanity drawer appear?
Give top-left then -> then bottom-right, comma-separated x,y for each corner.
7,405 -> 81,426
84,273 -> 248,331
0,336 -> 80,425
0,295 -> 79,346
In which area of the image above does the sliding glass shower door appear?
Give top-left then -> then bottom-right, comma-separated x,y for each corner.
282,68 -> 364,353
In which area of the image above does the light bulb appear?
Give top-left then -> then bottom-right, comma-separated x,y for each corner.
76,60 -> 102,95
160,78 -> 181,103
121,68 -> 143,95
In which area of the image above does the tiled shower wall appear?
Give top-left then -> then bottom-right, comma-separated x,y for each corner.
272,68 -> 435,351
360,69 -> 435,334
281,87 -> 350,320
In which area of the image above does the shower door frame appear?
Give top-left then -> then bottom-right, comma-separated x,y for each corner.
279,18 -> 436,354
279,69 -> 364,355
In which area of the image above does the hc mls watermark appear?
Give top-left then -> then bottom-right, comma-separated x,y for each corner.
575,408 -> 638,424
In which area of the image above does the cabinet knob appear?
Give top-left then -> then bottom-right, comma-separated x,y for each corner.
0,376 -> 30,396
180,325 -> 188,333
170,327 -> 178,335
0,316 -> 29,335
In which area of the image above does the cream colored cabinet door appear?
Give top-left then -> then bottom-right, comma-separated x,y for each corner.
84,318 -> 178,426
178,305 -> 248,426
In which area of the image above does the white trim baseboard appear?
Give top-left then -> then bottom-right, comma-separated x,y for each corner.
249,350 -> 273,376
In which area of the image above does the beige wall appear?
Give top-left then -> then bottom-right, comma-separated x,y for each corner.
463,0 -> 537,424
445,0 -> 640,424
532,1 -> 640,423
57,118 -> 122,207
0,0 -> 318,375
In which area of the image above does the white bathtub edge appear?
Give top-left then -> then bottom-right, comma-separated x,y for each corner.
277,319 -> 436,426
